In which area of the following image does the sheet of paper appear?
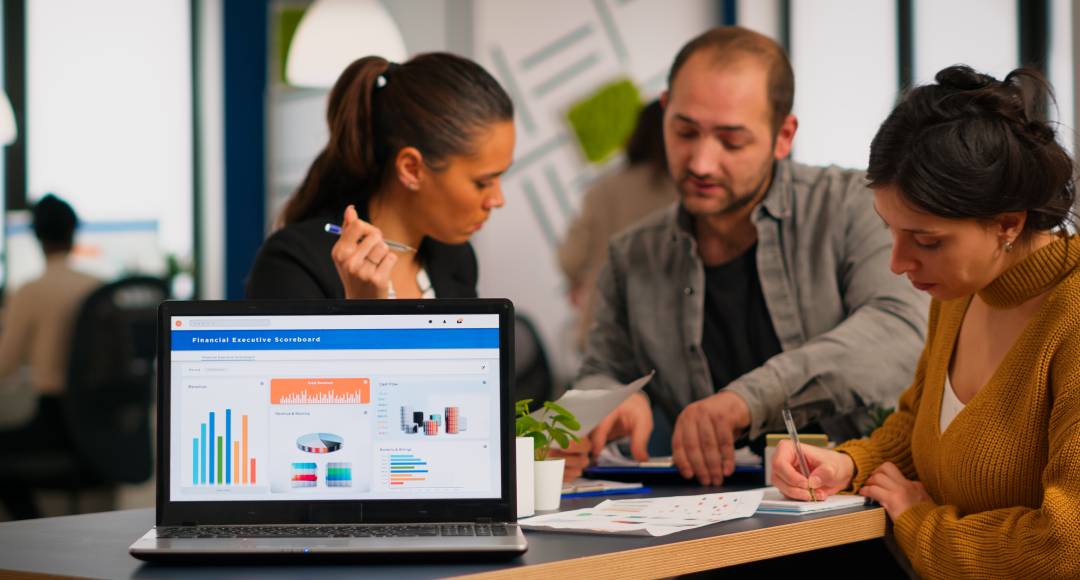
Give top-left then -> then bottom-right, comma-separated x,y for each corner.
534,371 -> 654,435
756,486 -> 868,514
519,489 -> 763,536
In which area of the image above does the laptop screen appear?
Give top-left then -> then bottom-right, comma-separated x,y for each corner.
167,313 -> 502,503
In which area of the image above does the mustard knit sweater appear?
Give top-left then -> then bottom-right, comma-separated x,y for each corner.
837,235 -> 1080,580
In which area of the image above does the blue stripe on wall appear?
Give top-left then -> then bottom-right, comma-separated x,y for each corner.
223,1 -> 268,299
722,0 -> 737,26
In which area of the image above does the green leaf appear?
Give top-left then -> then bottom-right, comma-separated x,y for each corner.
528,432 -> 548,449
515,416 -> 541,433
551,414 -> 581,431
544,401 -> 573,417
551,430 -> 570,449
515,399 -> 533,416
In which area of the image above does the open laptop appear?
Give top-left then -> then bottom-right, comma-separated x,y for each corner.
130,298 -> 527,561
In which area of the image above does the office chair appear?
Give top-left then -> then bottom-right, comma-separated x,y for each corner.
0,275 -> 167,518
513,314 -> 555,411
63,275 -> 167,484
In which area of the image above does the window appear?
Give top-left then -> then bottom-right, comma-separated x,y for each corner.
789,0 -> 897,169
25,0 -> 193,283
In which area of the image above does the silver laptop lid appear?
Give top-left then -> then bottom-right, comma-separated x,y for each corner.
156,299 -> 516,526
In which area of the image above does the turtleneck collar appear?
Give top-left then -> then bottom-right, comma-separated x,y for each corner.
978,234 -> 1080,309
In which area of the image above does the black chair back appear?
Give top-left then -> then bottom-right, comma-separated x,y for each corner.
513,314 -> 555,409
63,276 -> 168,484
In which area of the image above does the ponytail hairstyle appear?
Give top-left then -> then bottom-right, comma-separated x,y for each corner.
280,53 -> 514,226
867,65 -> 1076,237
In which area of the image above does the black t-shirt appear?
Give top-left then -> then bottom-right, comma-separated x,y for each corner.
700,243 -> 783,391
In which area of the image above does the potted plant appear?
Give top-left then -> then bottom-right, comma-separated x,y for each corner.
515,399 -> 581,511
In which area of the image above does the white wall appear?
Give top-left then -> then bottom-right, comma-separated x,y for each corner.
790,0 -> 896,170
913,0 -> 1017,84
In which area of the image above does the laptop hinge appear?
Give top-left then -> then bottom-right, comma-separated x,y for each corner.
475,517 -> 493,524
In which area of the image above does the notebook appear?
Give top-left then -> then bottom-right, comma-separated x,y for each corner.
755,486 -> 869,515
130,299 -> 526,561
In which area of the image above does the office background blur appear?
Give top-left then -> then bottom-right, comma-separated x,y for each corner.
0,0 -> 1076,519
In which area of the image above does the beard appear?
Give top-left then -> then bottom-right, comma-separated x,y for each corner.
677,162 -> 774,217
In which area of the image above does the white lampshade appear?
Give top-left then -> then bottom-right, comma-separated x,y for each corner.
0,90 -> 15,145
285,0 -> 408,89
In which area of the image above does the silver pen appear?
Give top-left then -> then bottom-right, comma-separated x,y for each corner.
782,407 -> 818,502
324,223 -> 417,254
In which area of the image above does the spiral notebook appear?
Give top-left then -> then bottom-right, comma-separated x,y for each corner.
755,487 -> 869,515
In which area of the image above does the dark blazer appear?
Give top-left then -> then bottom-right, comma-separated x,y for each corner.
245,213 -> 479,299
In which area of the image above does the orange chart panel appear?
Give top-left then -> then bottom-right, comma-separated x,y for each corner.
271,378 -> 370,405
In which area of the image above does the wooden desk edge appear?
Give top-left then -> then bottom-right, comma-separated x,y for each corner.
451,508 -> 886,580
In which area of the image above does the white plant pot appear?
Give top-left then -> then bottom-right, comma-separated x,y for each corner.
533,457 -> 565,511
515,437 -> 535,518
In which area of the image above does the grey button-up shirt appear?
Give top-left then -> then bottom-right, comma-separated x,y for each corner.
576,159 -> 929,439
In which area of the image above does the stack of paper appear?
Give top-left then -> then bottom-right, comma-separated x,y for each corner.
755,487 -> 868,515
519,489 -> 763,536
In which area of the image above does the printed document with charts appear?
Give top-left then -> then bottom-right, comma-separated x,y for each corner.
519,490 -> 763,536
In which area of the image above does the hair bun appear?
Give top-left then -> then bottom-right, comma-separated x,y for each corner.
934,65 -> 998,91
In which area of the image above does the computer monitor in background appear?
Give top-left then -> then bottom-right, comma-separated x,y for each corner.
3,210 -> 167,293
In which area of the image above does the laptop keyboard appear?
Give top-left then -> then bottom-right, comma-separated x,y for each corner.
156,523 -> 510,539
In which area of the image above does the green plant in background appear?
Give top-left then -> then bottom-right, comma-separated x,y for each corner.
515,399 -> 581,461
566,78 -> 643,164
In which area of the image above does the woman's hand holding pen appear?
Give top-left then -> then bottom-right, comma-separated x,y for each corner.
858,462 -> 931,520
772,441 -> 854,501
331,205 -> 398,299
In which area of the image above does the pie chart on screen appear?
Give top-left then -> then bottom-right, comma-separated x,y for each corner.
296,433 -> 344,453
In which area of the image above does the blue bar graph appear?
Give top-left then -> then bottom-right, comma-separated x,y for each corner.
226,409 -> 232,484
200,423 -> 207,484
209,412 -> 215,484
193,408 -> 255,487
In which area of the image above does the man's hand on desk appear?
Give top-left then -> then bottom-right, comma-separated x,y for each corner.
671,391 -> 750,487
587,392 -> 653,461
553,393 -> 652,482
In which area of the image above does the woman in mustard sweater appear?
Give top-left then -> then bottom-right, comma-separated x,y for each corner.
772,65 -> 1080,579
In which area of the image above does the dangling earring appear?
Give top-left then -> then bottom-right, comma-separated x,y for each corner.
1003,240 -> 1015,253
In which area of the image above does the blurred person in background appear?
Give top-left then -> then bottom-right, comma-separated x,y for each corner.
247,53 -> 515,300
558,100 -> 679,352
0,194 -> 101,519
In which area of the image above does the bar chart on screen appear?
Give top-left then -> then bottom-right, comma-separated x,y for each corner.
270,378 -> 370,405
189,406 -> 260,487
376,442 -> 492,493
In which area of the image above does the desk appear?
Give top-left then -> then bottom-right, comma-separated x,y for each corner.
0,486 -> 884,579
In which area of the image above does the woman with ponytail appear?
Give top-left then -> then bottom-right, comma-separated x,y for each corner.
246,53 -> 515,299
771,65 -> 1080,578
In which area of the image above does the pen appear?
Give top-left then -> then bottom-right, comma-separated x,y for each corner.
324,223 -> 417,253
782,407 -> 818,502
